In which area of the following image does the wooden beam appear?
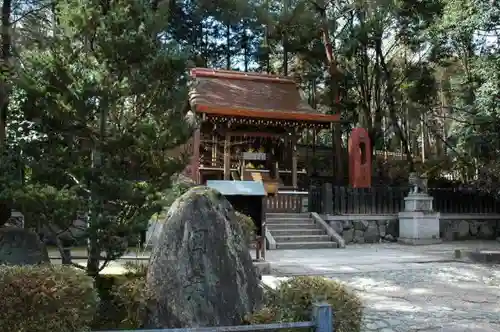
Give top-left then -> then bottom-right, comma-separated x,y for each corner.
291,133 -> 298,189
196,104 -> 340,122
312,128 -> 317,175
223,133 -> 231,180
207,115 -> 332,130
212,134 -> 218,167
226,131 -> 283,138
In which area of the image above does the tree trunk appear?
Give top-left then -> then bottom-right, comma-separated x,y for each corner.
242,27 -> 249,72
0,0 -> 12,150
226,24 -> 231,70
370,56 -> 383,154
374,37 -> 414,170
313,0 -> 344,184
87,148 -> 101,278
282,34 -> 288,76
282,0 -> 289,75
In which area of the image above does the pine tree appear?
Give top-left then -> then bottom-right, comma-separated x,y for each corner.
17,0 -> 193,276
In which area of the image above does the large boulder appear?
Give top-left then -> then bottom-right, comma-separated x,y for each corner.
0,227 -> 50,265
145,186 -> 262,328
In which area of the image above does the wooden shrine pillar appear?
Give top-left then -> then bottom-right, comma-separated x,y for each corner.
212,134 -> 218,166
291,132 -> 298,189
312,128 -> 317,176
223,132 -> 231,180
274,158 -> 279,181
190,128 -> 201,183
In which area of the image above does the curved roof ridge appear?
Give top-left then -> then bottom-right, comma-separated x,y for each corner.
189,67 -> 339,123
190,68 -> 296,84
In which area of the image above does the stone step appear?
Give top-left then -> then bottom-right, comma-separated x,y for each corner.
274,235 -> 330,242
275,241 -> 338,249
266,213 -> 310,218
266,216 -> 311,220
266,218 -> 311,224
271,229 -> 325,236
266,223 -> 320,230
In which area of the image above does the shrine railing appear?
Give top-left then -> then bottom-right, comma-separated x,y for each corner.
265,191 -> 308,213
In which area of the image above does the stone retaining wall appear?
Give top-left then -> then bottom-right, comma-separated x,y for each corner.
324,215 -> 500,244
440,217 -> 499,240
325,216 -> 399,244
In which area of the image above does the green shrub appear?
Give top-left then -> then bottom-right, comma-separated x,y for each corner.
0,265 -> 98,332
111,274 -> 152,328
235,211 -> 256,244
248,276 -> 363,332
93,263 -> 152,329
245,306 -> 280,324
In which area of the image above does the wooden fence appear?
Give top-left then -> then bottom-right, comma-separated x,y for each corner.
308,186 -> 500,214
428,188 -> 500,213
330,186 -> 406,214
264,191 -> 308,213
95,302 -> 333,332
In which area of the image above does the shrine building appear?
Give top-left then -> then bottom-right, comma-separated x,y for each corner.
186,68 -> 341,194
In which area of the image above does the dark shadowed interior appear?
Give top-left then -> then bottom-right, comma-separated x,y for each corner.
225,195 -> 263,237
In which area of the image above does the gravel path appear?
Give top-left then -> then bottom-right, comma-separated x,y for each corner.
265,242 -> 500,332
329,262 -> 500,332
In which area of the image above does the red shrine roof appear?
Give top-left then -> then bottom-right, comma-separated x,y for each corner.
188,68 -> 339,123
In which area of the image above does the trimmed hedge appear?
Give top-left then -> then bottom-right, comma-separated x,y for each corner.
247,276 -> 363,332
0,265 -> 98,332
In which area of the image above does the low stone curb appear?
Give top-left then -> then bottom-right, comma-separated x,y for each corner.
454,249 -> 500,264
49,255 -> 150,260
265,228 -> 277,250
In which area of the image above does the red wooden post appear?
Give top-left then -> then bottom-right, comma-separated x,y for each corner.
348,128 -> 372,188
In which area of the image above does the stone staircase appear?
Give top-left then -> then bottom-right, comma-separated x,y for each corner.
266,213 -> 338,249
